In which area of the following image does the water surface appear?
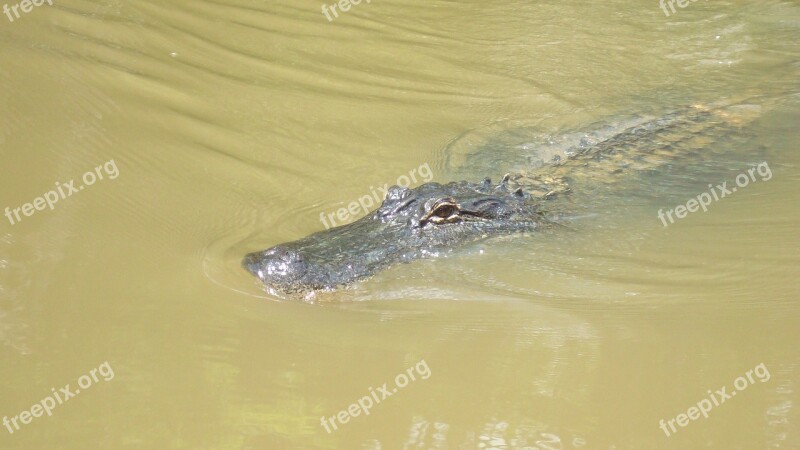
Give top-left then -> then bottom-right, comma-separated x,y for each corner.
1,0 -> 799,448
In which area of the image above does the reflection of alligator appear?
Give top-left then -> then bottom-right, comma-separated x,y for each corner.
243,100 -> 761,296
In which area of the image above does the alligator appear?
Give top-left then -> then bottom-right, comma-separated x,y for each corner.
243,98 -> 765,297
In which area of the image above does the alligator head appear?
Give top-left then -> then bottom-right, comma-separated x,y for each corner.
243,177 -> 542,296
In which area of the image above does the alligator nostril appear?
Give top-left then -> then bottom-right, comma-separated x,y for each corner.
261,246 -> 299,261
242,251 -> 265,277
243,247 -> 307,282
282,249 -> 302,263
263,248 -> 306,278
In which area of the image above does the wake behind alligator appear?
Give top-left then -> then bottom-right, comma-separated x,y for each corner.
243,98 -> 765,298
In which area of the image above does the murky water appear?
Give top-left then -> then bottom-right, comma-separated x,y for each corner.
1,0 -> 799,448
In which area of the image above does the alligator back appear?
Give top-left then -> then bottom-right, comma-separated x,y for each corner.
442,96 -> 771,205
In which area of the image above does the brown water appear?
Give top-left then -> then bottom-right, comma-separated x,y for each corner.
1,0 -> 799,448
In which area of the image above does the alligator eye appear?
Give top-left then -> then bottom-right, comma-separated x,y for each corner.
432,203 -> 457,218
420,198 -> 460,225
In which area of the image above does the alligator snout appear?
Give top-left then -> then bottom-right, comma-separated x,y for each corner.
243,246 -> 307,285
